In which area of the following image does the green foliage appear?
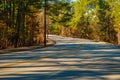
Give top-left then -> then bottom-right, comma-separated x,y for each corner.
1,0 -> 120,49
110,0 -> 120,32
49,0 -> 120,44
48,0 -> 72,35
49,0 -> 72,26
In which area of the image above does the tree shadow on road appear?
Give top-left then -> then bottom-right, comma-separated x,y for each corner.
0,43 -> 120,80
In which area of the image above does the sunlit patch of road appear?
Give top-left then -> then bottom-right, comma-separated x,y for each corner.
0,35 -> 120,80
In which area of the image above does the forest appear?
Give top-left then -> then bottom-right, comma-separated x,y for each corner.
0,0 -> 120,49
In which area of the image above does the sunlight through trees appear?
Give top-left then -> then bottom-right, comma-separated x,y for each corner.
0,0 -> 120,49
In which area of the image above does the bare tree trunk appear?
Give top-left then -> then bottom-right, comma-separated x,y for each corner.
117,32 -> 120,45
14,2 -> 22,48
21,6 -> 25,46
61,26 -> 64,36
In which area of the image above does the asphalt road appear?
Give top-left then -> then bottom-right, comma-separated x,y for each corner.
0,35 -> 120,80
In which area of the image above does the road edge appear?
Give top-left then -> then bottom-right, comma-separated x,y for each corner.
0,38 -> 56,54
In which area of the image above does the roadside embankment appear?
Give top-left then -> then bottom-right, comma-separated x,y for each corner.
0,38 -> 56,54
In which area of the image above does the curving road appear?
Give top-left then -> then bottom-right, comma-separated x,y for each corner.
0,35 -> 120,80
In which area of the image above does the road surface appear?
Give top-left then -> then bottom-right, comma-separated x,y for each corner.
0,35 -> 120,80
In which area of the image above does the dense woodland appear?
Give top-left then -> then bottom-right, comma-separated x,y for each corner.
0,0 -> 120,49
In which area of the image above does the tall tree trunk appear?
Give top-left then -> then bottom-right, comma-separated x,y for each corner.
14,2 -> 22,48
21,13 -> 25,46
117,32 -> 120,45
21,3 -> 25,46
61,26 -> 64,36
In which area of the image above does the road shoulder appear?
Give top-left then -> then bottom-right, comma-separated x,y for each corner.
0,38 -> 56,54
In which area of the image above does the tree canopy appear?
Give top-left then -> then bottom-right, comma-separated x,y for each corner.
0,0 -> 120,49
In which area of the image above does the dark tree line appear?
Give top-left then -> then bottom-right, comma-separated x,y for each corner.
0,0 -> 43,49
1,0 -> 120,49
